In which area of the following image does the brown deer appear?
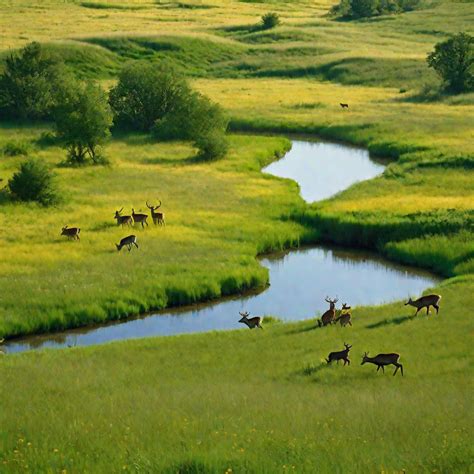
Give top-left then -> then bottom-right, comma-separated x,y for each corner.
361,352 -> 404,376
114,208 -> 133,227
61,225 -> 80,240
146,201 -> 165,226
318,296 -> 338,327
340,103 -> 349,109
238,311 -> 263,329
326,343 -> 352,365
335,303 -> 352,327
132,209 -> 148,228
116,235 -> 138,252
405,294 -> 441,315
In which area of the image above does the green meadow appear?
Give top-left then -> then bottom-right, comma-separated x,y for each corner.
0,0 -> 473,472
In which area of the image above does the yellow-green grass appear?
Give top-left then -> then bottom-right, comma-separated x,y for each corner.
0,276 -> 472,473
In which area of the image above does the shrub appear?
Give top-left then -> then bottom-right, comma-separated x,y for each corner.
261,12 -> 280,30
194,131 -> 229,161
54,80 -> 113,165
109,62 -> 190,132
331,0 -> 420,18
8,158 -> 59,206
0,42 -> 67,121
1,140 -> 31,157
427,33 -> 474,94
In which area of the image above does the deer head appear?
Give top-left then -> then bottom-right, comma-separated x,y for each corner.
114,208 -> 124,218
239,311 -> 250,322
146,200 -> 162,211
344,343 -> 352,350
404,297 -> 413,305
342,303 -> 351,311
325,296 -> 338,309
361,352 -> 370,365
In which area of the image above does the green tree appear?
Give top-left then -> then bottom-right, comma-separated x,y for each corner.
8,158 -> 59,206
427,33 -> 474,94
109,63 -> 190,132
0,42 -> 64,120
54,80 -> 113,165
261,12 -> 280,30
350,0 -> 380,18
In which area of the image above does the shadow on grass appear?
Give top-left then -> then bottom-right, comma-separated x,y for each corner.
300,362 -> 328,376
365,314 -> 415,329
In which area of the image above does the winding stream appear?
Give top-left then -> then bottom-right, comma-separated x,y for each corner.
3,140 -> 439,354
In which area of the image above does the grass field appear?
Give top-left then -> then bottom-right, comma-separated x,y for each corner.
0,0 -> 473,471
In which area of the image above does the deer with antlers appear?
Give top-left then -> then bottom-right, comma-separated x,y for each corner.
335,303 -> 352,327
361,352 -> 404,376
114,208 -> 133,227
61,225 -> 80,240
146,201 -> 165,226
238,311 -> 263,329
132,209 -> 148,228
326,343 -> 352,365
318,296 -> 338,327
405,294 -> 441,316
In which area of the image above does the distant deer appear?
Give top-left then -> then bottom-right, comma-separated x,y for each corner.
61,225 -> 80,240
340,103 -> 349,109
114,208 -> 133,227
335,303 -> 352,327
361,352 -> 404,376
116,235 -> 138,252
238,311 -> 263,329
132,209 -> 148,228
405,294 -> 441,315
146,201 -> 165,226
318,296 -> 338,327
326,343 -> 352,365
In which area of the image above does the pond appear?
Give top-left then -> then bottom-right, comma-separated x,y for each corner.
2,139 -> 439,354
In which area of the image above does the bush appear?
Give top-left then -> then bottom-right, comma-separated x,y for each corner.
0,42 -> 67,121
194,131 -> 229,161
8,158 -> 59,206
261,12 -> 280,30
54,80 -> 113,165
109,63 -> 190,132
427,33 -> 474,94
1,140 -> 31,157
331,0 -> 420,18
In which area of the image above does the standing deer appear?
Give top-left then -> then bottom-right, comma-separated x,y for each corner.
61,225 -> 80,240
318,296 -> 338,327
132,209 -> 148,228
146,201 -> 165,226
335,303 -> 352,327
116,235 -> 138,252
405,294 -> 441,315
114,208 -> 133,227
238,311 -> 263,329
326,343 -> 352,365
361,352 -> 404,376
340,103 -> 349,109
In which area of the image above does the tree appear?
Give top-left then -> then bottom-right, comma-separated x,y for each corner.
427,33 -> 474,94
350,0 -> 380,18
109,63 -> 191,132
0,42 -> 64,120
54,80 -> 113,165
8,158 -> 59,206
261,12 -> 280,30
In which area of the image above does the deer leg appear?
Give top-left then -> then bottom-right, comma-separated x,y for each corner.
133,242 -> 138,249
434,304 -> 439,314
381,365 -> 385,373
415,308 -> 420,316
376,365 -> 381,373
426,306 -> 430,315
393,365 -> 399,376
348,321 -> 352,326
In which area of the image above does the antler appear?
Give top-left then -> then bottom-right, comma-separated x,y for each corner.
146,201 -> 152,210
119,207 -> 123,213
239,311 -> 249,317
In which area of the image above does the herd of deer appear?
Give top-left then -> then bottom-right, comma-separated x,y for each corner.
238,293 -> 442,377
60,200 -> 165,252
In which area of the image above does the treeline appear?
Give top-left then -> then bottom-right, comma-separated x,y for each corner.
331,0 -> 421,19
0,42 -> 228,166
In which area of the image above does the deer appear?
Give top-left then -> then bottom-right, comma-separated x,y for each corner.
335,303 -> 352,327
326,343 -> 352,365
61,225 -> 80,240
318,296 -> 338,327
132,209 -> 148,228
340,103 -> 349,109
114,208 -> 133,227
146,201 -> 165,226
238,311 -> 263,329
361,352 -> 404,376
405,294 -> 441,316
116,235 -> 138,252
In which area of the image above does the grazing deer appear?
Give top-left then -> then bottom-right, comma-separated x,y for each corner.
361,352 -> 404,376
238,311 -> 263,329
326,343 -> 352,365
340,103 -> 349,109
61,225 -> 80,240
405,294 -> 441,315
116,235 -> 138,252
114,208 -> 133,227
132,209 -> 148,228
318,296 -> 338,327
335,303 -> 352,327
146,201 -> 165,226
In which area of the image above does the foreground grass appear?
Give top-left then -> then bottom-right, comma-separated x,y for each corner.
1,276 -> 473,472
